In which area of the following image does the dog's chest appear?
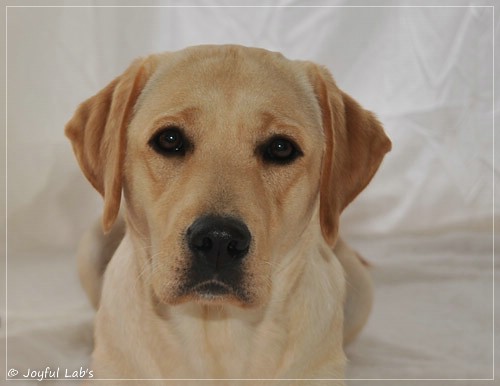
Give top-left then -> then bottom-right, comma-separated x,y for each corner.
161,305 -> 287,379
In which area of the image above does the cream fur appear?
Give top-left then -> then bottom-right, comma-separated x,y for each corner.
66,45 -> 391,385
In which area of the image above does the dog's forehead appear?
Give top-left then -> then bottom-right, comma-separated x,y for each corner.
133,46 -> 322,135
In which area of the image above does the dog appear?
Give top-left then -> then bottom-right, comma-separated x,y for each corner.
65,45 -> 391,385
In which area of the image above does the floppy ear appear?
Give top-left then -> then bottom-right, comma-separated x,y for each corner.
65,56 -> 157,233
307,64 -> 392,246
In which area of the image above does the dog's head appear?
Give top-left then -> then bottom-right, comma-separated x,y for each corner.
66,45 -> 391,308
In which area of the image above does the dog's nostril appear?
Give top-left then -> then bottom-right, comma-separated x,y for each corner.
228,240 -> 238,252
187,215 -> 251,268
227,239 -> 249,254
197,237 -> 212,251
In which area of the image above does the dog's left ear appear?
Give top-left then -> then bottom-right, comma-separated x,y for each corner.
65,56 -> 158,233
306,64 -> 392,247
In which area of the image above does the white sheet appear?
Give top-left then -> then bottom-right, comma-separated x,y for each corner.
3,1 -> 497,384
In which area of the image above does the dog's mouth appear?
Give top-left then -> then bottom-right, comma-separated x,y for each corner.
192,280 -> 232,298
174,274 -> 253,307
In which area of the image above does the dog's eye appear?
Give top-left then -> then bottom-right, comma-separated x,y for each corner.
150,127 -> 187,156
262,136 -> 302,165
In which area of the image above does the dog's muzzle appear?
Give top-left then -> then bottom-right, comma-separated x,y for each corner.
187,215 -> 251,269
182,215 -> 252,303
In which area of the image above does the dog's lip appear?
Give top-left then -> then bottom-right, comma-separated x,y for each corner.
191,280 -> 233,296
173,279 -> 254,307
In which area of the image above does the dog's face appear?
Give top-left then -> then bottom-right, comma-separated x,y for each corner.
125,48 -> 324,307
65,45 -> 391,309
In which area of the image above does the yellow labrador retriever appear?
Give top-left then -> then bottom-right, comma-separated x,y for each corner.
66,45 -> 391,385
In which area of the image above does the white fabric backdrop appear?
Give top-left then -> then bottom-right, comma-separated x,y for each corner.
3,1 -> 497,384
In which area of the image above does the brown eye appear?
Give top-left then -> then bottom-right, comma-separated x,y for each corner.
262,136 -> 302,165
150,127 -> 187,156
269,139 -> 293,158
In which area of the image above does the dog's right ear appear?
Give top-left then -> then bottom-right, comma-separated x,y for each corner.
65,56 -> 158,233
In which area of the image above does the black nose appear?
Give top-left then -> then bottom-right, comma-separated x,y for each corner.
187,215 -> 251,269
